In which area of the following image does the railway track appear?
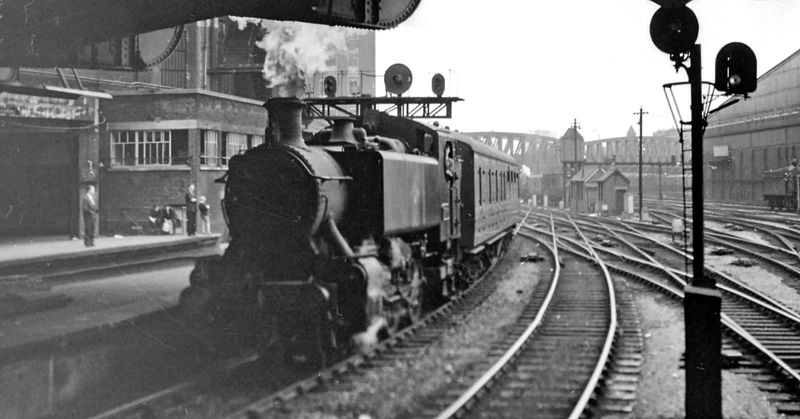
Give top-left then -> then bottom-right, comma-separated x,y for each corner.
645,209 -> 800,298
525,211 -> 800,416
91,223 -> 530,419
646,199 -> 800,256
531,210 -> 800,317
431,218 -> 617,419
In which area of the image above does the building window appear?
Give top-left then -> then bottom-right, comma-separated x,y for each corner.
201,130 -> 222,167
224,133 -> 248,165
110,131 -> 136,166
349,77 -> 360,95
110,130 -> 172,166
250,134 -> 264,148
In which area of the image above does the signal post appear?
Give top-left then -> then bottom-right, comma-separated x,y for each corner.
649,3 -> 756,418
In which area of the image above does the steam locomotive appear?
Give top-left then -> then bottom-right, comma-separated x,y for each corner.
180,97 -> 520,364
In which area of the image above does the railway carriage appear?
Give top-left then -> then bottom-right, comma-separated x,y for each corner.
180,97 -> 520,363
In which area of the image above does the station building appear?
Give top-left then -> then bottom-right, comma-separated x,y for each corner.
99,90 -> 265,235
0,82 -> 111,238
704,47 -> 800,204
1,17 -> 375,238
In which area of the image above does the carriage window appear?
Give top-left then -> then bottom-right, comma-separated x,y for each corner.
478,168 -> 483,205
502,173 -> 506,200
486,170 -> 492,204
495,170 -> 499,202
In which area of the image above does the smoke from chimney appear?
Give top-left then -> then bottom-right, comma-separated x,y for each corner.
230,17 -> 351,97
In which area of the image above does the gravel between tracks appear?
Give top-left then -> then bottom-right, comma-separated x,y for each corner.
268,239 -> 546,418
706,254 -> 800,313
632,290 -> 782,419
706,221 -> 772,246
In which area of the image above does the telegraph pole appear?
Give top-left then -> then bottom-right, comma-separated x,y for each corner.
634,107 -> 648,220
567,119 -> 580,211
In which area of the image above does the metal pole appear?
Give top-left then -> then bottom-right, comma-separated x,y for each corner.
683,44 -> 722,419
574,118 -> 578,165
658,164 -> 663,200
636,107 -> 645,219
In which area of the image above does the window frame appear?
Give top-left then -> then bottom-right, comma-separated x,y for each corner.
201,130 -> 222,167
109,130 -> 172,167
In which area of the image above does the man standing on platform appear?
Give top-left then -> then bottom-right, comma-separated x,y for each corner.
185,183 -> 197,236
81,185 -> 98,247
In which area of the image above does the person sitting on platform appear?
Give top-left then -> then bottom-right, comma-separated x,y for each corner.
148,205 -> 162,234
160,205 -> 175,234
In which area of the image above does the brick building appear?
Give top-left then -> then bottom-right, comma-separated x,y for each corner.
569,168 -> 629,215
99,90 -> 266,235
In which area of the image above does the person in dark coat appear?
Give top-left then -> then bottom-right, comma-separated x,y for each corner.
81,185 -> 98,247
148,205 -> 162,234
185,183 -> 197,236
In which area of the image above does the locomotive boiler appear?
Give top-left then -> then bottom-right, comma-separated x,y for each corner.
180,96 -> 520,364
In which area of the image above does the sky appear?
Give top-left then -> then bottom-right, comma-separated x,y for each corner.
371,0 -> 800,141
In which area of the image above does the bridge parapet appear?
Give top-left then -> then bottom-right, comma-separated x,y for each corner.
464,131 -> 681,173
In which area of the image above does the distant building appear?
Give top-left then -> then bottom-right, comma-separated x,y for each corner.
309,31 -> 377,97
568,168 -> 629,215
704,47 -> 800,204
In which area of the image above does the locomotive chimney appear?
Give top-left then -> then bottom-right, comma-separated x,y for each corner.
265,97 -> 306,147
329,118 -> 359,145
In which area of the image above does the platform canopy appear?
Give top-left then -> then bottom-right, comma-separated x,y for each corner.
0,0 -> 422,67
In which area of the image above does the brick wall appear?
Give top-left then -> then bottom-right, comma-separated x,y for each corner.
100,168 -> 193,234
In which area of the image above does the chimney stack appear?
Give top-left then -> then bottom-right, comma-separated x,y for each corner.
329,118 -> 359,145
265,97 -> 306,147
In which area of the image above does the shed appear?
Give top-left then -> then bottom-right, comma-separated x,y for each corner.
596,169 -> 630,215
568,168 -> 604,213
569,168 -> 629,215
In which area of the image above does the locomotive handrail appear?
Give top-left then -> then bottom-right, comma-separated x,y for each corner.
434,215 -> 560,419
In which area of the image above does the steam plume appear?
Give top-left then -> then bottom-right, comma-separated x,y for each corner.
231,17 -> 350,97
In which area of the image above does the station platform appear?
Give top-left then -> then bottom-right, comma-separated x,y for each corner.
0,234 -> 221,278
0,234 -> 222,321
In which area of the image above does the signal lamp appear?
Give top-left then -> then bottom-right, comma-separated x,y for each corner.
432,73 -> 445,97
715,42 -> 757,95
649,5 -> 699,55
384,63 -> 413,96
324,76 -> 337,97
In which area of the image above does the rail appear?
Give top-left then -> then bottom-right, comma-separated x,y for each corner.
527,217 -> 800,399
566,216 -> 618,419
434,215 -> 561,419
